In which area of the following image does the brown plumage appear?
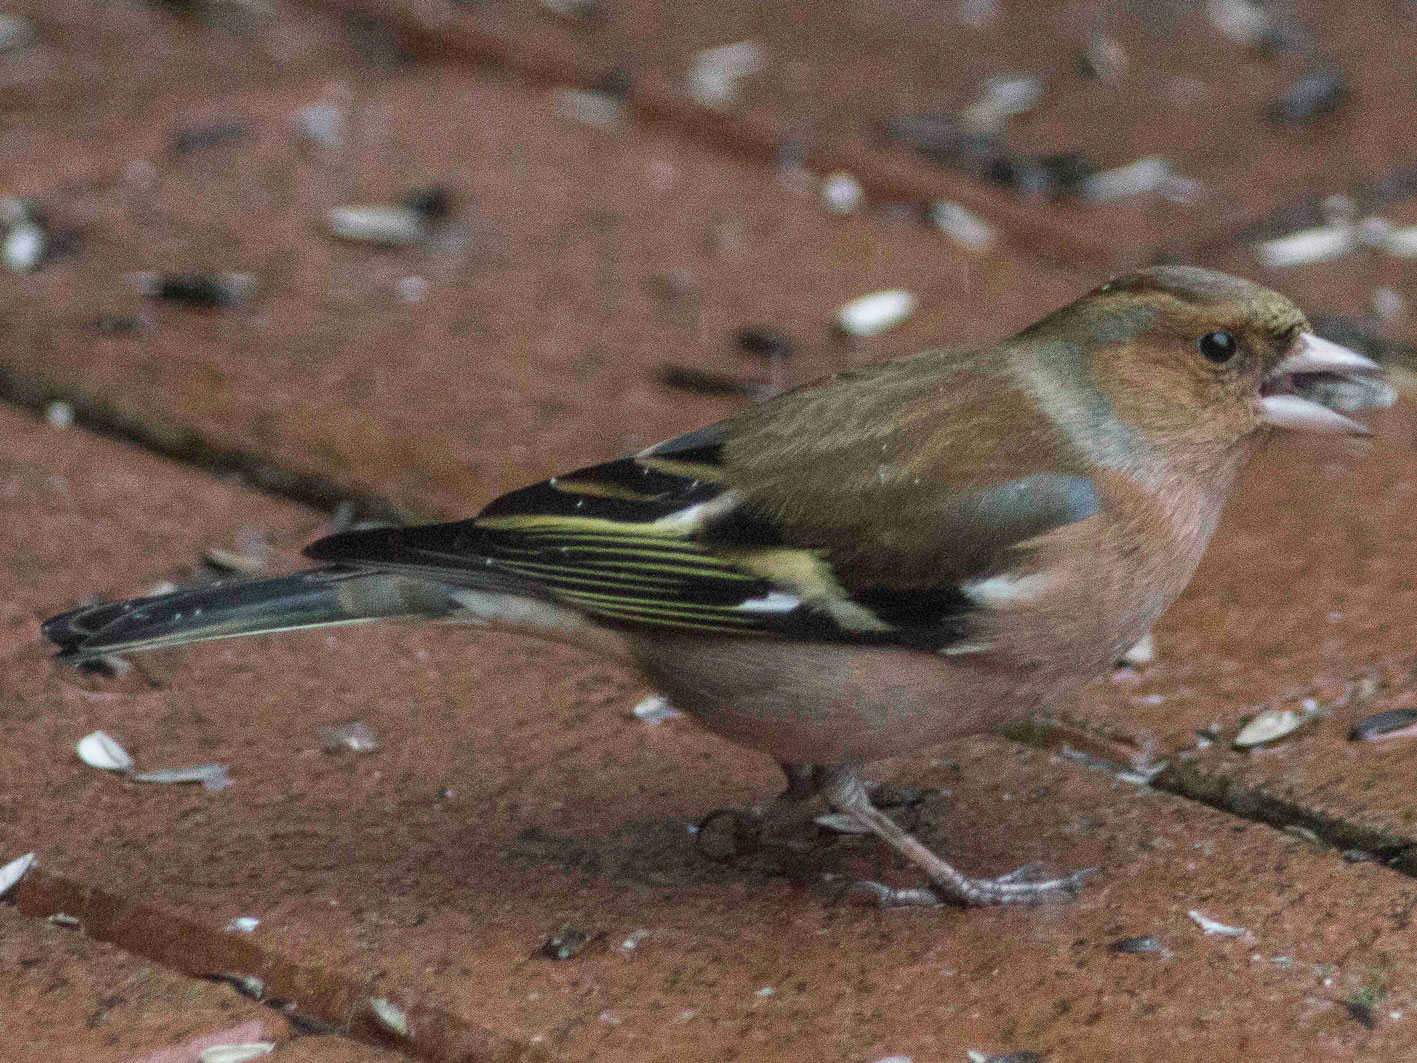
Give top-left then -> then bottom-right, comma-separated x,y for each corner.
42,266 -> 1389,907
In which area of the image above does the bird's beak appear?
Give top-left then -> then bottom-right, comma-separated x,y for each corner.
1258,332 -> 1391,436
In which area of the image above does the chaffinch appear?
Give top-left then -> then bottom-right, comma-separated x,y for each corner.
44,266 -> 1388,907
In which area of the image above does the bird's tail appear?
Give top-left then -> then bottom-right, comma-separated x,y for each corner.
41,568 -> 460,663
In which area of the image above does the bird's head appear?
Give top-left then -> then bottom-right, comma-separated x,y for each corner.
1027,265 -> 1391,455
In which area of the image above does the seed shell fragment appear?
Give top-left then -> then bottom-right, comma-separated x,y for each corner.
1349,709 -> 1417,742
76,731 -> 134,772
1233,708 -> 1302,748
0,852 -> 36,900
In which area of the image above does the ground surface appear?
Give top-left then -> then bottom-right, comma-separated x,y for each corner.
4,2 -> 1417,1060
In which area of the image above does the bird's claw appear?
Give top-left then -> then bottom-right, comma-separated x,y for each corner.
694,808 -> 762,862
843,865 -> 1096,908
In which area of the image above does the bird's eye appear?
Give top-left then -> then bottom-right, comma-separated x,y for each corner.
1198,331 -> 1238,364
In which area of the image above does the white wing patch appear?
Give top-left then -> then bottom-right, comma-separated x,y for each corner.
736,591 -> 804,613
962,572 -> 1053,609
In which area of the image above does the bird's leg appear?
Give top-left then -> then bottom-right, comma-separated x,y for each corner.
815,765 -> 1092,908
695,761 -> 820,861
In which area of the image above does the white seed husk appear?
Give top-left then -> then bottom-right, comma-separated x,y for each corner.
836,289 -> 916,337
1189,909 -> 1247,937
685,40 -> 764,108
1254,225 -> 1356,268
630,696 -> 681,724
1372,286 -> 1406,321
200,1045 -> 275,1063
1081,156 -> 1172,202
931,200 -> 996,251
225,916 -> 261,933
76,731 -> 134,772
318,721 -> 380,754
293,103 -> 344,148
554,87 -> 624,128
1206,0 -> 1273,45
325,205 -> 428,247
1370,223 -> 1417,259
4,220 -> 45,272
1233,708 -> 1302,748
369,997 -> 410,1038
133,763 -> 230,790
44,401 -> 74,430
0,852 -> 36,899
820,172 -> 864,214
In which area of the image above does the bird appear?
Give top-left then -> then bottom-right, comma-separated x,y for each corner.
42,265 -> 1389,907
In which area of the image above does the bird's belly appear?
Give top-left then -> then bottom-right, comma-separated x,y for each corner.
627,635 -> 1066,764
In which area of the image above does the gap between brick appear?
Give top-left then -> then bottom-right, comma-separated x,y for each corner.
7,869 -> 546,1063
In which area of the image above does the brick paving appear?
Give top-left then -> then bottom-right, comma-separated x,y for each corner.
6,2 -> 1417,1061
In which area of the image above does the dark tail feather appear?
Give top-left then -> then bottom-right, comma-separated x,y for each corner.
42,568 -> 458,663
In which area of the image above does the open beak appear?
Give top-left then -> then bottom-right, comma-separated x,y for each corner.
1258,333 -> 1392,436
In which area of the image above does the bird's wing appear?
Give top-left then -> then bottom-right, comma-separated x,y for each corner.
305,356 -> 1100,650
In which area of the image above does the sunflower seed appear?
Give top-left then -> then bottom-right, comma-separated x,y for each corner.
630,696 -> 681,724
293,102 -> 344,148
325,205 -> 428,247
836,289 -> 916,337
1363,219 -> 1417,259
4,219 -> 45,272
1372,287 -> 1405,321
820,172 -> 864,214
1255,224 -> 1356,268
369,997 -> 410,1038
76,731 -> 133,772
0,852 -> 36,899
1349,709 -> 1417,742
200,1045 -> 275,1063
44,401 -> 74,430
1080,156 -> 1173,202
1233,708 -> 1302,748
318,721 -> 380,754
1206,0 -> 1276,47
1268,71 -> 1348,124
132,272 -> 257,308
1078,33 -> 1126,79
685,41 -> 764,109
931,200 -> 996,251
1113,934 -> 1164,954
133,763 -> 230,789
962,74 -> 1044,135
540,925 -> 599,960
48,912 -> 81,928
1189,909 -> 1247,937
554,87 -> 623,128
395,275 -> 430,302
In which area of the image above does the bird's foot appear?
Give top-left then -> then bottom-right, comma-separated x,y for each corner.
694,807 -> 763,862
695,761 -> 822,862
843,864 -> 1094,908
815,764 -> 1094,908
